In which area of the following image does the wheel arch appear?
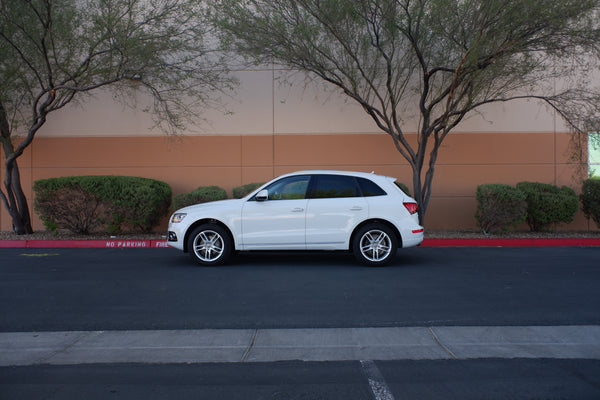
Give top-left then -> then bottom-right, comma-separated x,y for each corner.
349,219 -> 402,251
183,218 -> 235,253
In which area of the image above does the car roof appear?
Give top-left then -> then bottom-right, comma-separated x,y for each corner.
286,170 -> 395,181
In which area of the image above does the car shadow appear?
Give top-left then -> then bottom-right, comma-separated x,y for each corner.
169,248 -> 428,269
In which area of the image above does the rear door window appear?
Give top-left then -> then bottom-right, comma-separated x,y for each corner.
309,175 -> 361,198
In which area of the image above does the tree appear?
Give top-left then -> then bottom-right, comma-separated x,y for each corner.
0,0 -> 234,234
210,0 -> 600,225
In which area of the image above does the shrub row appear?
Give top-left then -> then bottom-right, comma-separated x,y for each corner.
475,184 -> 527,234
173,186 -> 228,210
581,178 -> 600,228
34,176 -> 172,234
517,182 -> 579,232
475,181 -> 585,233
173,182 -> 266,210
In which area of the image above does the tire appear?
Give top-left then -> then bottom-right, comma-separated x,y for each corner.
187,224 -> 232,266
352,223 -> 398,266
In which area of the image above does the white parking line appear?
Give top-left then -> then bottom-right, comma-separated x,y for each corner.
360,360 -> 395,400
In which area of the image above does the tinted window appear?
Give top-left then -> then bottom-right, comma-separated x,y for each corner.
309,175 -> 361,198
264,175 -> 310,200
357,177 -> 387,197
394,181 -> 411,196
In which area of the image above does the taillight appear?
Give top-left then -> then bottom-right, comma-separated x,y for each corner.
403,202 -> 418,215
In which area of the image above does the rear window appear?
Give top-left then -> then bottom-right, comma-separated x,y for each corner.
394,181 -> 411,196
357,177 -> 387,197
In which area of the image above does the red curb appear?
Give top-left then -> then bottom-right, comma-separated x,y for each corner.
1,238 -> 599,248
0,239 -> 170,249
422,238 -> 600,247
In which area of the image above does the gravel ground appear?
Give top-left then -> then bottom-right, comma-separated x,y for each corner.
1,229 -> 598,241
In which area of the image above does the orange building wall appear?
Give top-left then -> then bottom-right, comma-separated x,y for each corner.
1,130 -> 592,232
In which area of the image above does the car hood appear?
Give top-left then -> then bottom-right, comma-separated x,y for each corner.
174,198 -> 245,214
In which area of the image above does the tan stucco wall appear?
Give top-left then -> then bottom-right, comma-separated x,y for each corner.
1,130 -> 591,232
1,68 -> 594,232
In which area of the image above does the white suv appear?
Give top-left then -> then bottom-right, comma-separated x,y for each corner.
168,170 -> 424,266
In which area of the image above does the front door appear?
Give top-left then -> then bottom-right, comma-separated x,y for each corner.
241,175 -> 311,249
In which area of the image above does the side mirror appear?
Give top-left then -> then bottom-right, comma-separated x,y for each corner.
255,189 -> 269,202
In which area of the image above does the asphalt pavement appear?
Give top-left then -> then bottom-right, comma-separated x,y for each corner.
2,245 -> 600,399
1,246 -> 599,366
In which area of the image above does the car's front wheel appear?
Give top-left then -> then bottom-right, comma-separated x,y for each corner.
352,223 -> 398,266
187,224 -> 232,266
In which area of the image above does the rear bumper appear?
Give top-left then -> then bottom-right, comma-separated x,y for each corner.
399,225 -> 424,248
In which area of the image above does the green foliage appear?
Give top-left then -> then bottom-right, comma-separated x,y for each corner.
580,178 -> 600,228
173,186 -> 228,210
516,182 -> 579,231
210,0 -> 600,225
0,0 -> 234,234
475,184 -> 527,234
232,182 -> 265,199
33,176 -> 172,234
107,177 -> 172,233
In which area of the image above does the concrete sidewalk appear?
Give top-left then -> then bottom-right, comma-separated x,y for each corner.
2,326 -> 599,366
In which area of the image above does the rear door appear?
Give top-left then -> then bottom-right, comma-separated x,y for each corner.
305,174 -> 368,249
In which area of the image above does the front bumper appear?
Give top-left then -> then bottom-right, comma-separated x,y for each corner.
167,224 -> 185,251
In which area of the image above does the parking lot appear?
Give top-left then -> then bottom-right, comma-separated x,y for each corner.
1,247 -> 599,399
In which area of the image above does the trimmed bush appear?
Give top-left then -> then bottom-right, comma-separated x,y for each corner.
233,182 -> 265,199
173,185 -> 227,210
33,176 -> 172,234
475,184 -> 527,234
516,181 -> 578,231
580,178 -> 600,228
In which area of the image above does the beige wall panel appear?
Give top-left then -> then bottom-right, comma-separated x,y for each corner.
455,98 -> 563,133
174,136 -> 242,167
431,165 -> 557,197
34,68 -> 572,139
555,164 -> 587,191
38,70 -> 275,137
201,70 -> 275,135
554,131 -> 586,164
0,132 -> 594,232
437,132 -> 557,165
33,136 -> 243,168
39,89 -> 157,137
273,71 -> 379,135
239,167 -> 276,189
426,197 -> 479,229
274,133 -> 405,166
241,135 -> 274,166
270,71 -> 569,135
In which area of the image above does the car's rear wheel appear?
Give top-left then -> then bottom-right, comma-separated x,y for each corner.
352,223 -> 398,266
187,224 -> 232,266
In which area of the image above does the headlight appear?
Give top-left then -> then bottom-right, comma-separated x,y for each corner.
171,213 -> 187,223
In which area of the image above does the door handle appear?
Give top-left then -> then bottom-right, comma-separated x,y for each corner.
350,206 -> 363,211
291,207 -> 304,212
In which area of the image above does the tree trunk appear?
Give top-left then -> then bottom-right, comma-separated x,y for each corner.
2,158 -> 33,235
412,165 -> 426,227
1,101 -> 34,235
